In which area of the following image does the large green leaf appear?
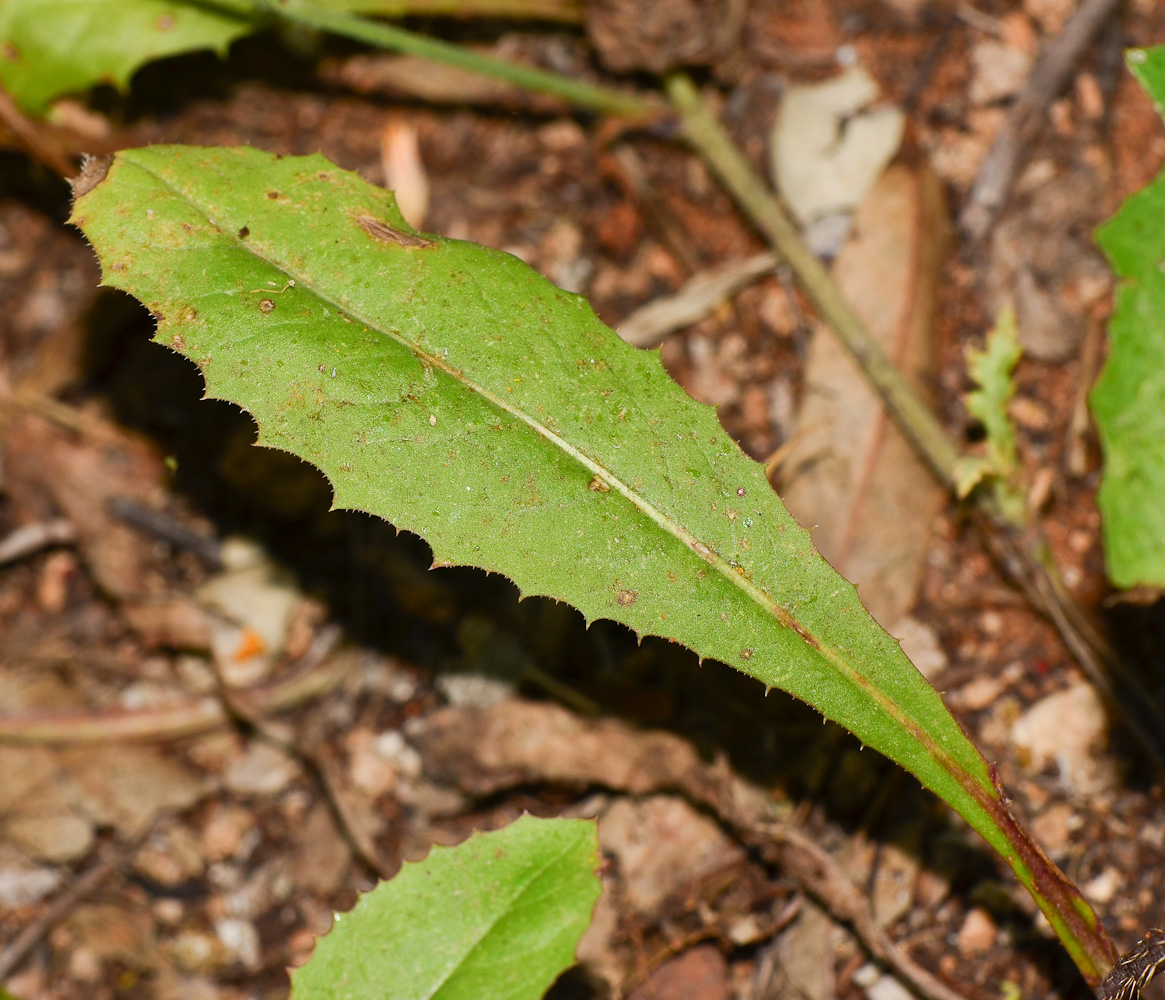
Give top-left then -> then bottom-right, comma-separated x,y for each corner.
1092,47 -> 1165,588
70,144 -> 1112,980
289,816 -> 600,999
0,0 -> 259,115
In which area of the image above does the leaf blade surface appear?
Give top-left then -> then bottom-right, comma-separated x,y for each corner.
289,815 -> 601,999
1092,47 -> 1165,588
71,144 -> 1109,977
0,0 -> 258,114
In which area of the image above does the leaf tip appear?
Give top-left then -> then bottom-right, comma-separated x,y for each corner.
69,153 -> 113,202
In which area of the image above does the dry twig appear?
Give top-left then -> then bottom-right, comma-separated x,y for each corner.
0,625 -> 351,744
960,0 -> 1127,241
0,817 -> 168,981
0,519 -> 75,566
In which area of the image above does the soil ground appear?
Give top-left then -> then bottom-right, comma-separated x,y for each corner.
2,2 -> 1165,999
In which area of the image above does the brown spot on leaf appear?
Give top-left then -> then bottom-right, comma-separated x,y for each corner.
181,307 -> 197,322
736,487 -> 746,497
260,299 -> 275,314
155,13 -> 176,30
741,648 -> 754,660
69,154 -> 112,199
791,621 -> 819,648
616,589 -> 638,606
587,474 -> 610,493
170,334 -> 185,351
1,41 -> 18,61
110,261 -> 126,272
238,226 -> 250,238
356,214 -> 434,249
266,191 -> 281,200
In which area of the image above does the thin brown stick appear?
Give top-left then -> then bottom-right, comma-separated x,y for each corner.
0,625 -> 350,744
0,519 -> 76,565
0,86 -> 76,179
959,0 -> 1127,241
0,816 -> 168,981
682,773 -> 968,1000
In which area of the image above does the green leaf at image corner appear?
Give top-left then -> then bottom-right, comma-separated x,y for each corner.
1092,46 -> 1165,588
0,0 -> 261,115
289,816 -> 602,1000
69,144 -> 1111,978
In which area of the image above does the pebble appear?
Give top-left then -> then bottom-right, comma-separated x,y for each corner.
0,850 -> 61,907
1010,683 -> 1117,795
224,741 -> 301,796
1030,802 -> 1081,856
375,730 -> 423,778
200,804 -> 254,861
970,40 -> 1033,106
1082,867 -> 1122,906
955,675 -> 1005,712
854,964 -> 914,1000
168,930 -> 228,974
215,917 -> 261,970
956,907 -> 997,956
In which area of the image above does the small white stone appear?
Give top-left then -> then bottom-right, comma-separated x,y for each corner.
215,917 -> 261,970
1083,867 -> 1122,905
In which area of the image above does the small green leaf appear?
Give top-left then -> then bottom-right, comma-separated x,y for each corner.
0,0 -> 260,115
1092,47 -> 1165,588
70,145 -> 1112,979
289,816 -> 601,1000
954,305 -> 1025,524
965,304 -> 1021,479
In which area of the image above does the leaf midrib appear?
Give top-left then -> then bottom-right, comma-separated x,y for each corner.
130,154 -> 981,798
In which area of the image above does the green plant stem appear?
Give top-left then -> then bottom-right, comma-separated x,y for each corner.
665,73 -> 962,490
250,0 -> 661,120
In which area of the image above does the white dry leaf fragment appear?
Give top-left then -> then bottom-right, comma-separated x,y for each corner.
197,536 -> 302,687
224,741 -> 302,796
617,252 -> 778,348
1009,683 -> 1119,796
770,66 -> 905,252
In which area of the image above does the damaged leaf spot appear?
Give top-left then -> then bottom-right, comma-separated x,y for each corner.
616,589 -> 637,606
260,299 -> 275,313
238,226 -> 250,238
356,214 -> 434,249
155,13 -> 176,31
266,190 -> 281,200
741,648 -> 754,660
70,154 -> 112,199
1,41 -> 18,61
736,488 -> 746,497
587,474 -> 610,493
181,307 -> 198,321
